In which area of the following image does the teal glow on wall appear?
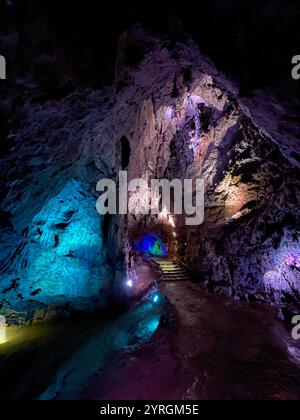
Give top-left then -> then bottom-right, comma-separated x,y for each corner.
24,180 -> 106,302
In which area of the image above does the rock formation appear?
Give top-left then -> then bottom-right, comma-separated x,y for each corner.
0,23 -> 299,320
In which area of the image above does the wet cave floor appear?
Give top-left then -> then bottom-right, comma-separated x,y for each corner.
81,281 -> 300,400
1,279 -> 300,400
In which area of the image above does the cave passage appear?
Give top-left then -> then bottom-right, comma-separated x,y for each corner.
0,249 -> 300,400
134,233 -> 168,257
80,279 -> 300,400
0,1 -> 299,403
4,272 -> 297,401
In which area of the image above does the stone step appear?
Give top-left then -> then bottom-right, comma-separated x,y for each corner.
159,266 -> 185,270
163,271 -> 187,276
161,277 -> 190,282
160,265 -> 177,268
163,271 -> 189,275
157,259 -> 191,282
163,272 -> 188,275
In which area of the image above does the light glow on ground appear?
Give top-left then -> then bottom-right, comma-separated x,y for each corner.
0,316 -> 6,344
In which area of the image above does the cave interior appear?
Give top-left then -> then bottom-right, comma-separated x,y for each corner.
0,0 -> 300,401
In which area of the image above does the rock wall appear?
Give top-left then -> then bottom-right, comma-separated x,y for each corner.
114,28 -> 300,303
0,25 -> 299,317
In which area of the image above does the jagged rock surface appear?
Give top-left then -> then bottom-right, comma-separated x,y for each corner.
0,27 -> 299,317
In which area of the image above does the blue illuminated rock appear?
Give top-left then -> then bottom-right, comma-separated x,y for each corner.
0,180 -> 111,314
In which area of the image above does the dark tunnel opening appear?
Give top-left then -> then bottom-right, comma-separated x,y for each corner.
120,136 -> 131,170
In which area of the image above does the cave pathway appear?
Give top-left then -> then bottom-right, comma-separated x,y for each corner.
80,278 -> 300,400
155,258 -> 191,283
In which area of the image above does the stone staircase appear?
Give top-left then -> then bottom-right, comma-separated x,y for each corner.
155,259 -> 191,283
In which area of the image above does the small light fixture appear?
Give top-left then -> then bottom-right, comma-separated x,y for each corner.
126,279 -> 133,288
152,294 -> 159,304
168,215 -> 176,228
